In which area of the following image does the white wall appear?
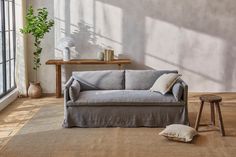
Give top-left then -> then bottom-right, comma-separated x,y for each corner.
15,0 -> 28,95
26,0 -> 236,93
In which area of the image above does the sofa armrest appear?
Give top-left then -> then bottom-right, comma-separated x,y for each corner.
65,77 -> 75,90
179,78 -> 188,105
173,78 -> 188,114
172,78 -> 188,103
174,78 -> 188,103
63,77 -> 74,122
64,77 -> 74,103
177,78 -> 189,125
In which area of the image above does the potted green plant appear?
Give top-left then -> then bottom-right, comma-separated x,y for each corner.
20,6 -> 54,98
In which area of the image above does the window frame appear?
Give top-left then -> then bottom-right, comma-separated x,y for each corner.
0,0 -> 16,98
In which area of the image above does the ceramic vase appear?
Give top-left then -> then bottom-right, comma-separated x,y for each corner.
63,47 -> 70,61
28,82 -> 42,98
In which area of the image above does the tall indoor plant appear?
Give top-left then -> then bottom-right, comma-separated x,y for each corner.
21,6 -> 54,98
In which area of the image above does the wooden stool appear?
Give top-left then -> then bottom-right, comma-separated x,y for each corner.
194,94 -> 225,136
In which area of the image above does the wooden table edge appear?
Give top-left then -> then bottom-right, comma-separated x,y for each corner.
45,59 -> 132,65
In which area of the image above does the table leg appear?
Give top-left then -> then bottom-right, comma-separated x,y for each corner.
56,64 -> 61,98
195,101 -> 204,131
210,103 -> 215,126
118,64 -> 122,70
215,102 -> 225,136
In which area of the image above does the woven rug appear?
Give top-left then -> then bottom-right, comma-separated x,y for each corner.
1,105 -> 235,157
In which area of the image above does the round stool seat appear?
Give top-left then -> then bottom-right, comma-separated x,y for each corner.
200,94 -> 222,103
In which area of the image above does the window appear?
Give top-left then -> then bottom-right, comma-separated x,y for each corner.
0,0 -> 16,98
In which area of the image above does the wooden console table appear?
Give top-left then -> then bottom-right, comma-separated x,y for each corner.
46,59 -> 131,98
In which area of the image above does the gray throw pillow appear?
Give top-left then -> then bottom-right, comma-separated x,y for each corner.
69,80 -> 81,102
172,82 -> 183,101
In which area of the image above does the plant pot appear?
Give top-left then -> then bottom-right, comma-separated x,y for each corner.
28,82 -> 42,98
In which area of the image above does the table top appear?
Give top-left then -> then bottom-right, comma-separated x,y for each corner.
46,59 -> 131,65
199,94 -> 222,103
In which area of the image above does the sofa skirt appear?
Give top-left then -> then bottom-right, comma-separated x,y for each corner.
63,105 -> 189,128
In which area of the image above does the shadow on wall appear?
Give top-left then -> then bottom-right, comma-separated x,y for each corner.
72,21 -> 103,59
55,0 -> 236,91
61,21 -> 104,83
95,0 -> 236,91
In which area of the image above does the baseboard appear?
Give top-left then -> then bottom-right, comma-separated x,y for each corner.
42,93 -> 56,97
0,89 -> 18,111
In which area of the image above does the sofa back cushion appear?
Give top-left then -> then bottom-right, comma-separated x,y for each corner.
72,70 -> 124,91
125,70 -> 178,90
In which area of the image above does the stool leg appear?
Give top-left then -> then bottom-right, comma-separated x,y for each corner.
215,102 -> 225,136
195,101 -> 204,131
210,103 -> 215,126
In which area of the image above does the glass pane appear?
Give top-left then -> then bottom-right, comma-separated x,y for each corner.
0,64 -> 3,94
0,32 -> 2,63
5,31 -> 10,60
9,1 -> 13,31
10,31 -> 14,59
0,2 -> 2,32
4,0 -> 9,31
0,2 -> 3,63
10,59 -> 14,87
6,60 -> 10,90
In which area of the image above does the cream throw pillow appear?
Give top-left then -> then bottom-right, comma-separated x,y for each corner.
150,73 -> 181,94
159,124 -> 198,142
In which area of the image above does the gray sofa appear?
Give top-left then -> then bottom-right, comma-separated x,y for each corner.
63,70 -> 189,128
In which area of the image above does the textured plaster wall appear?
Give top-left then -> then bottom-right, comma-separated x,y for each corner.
26,0 -> 236,93
15,0 -> 28,95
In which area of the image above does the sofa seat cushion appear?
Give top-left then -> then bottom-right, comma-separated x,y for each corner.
67,90 -> 180,107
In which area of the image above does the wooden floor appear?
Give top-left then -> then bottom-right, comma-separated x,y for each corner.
0,93 -> 235,157
0,96 -> 63,149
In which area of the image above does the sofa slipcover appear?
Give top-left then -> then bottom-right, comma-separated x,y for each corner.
63,70 -> 189,128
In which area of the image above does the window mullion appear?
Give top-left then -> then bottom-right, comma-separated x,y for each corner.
1,0 -> 7,94
8,0 -> 11,88
13,0 -> 16,87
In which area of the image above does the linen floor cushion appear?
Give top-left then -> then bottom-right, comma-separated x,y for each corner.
69,80 -> 81,102
150,73 -> 181,94
172,82 -> 184,101
159,124 -> 198,142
